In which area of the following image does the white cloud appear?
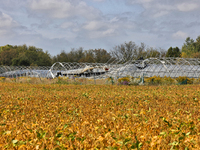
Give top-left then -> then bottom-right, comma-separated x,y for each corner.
153,10 -> 169,18
172,31 -> 188,39
85,28 -> 117,39
102,28 -> 115,36
0,11 -> 19,37
132,0 -> 155,4
128,0 -> 156,8
110,17 -> 119,22
60,22 -> 74,29
0,12 -> 18,28
29,0 -> 100,20
82,19 -> 119,38
1,0 -> 200,55
128,0 -> 200,17
177,3 -> 199,12
29,0 -> 74,18
93,0 -> 106,2
83,21 -> 105,31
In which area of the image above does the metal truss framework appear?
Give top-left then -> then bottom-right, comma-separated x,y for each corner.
0,57 -> 200,79
0,66 -> 51,78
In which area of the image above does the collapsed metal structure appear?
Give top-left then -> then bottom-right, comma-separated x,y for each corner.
0,66 -> 50,78
1,57 -> 200,79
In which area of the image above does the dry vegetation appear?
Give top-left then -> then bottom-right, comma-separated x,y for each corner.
0,82 -> 200,149
0,77 -> 109,85
1,76 -> 200,86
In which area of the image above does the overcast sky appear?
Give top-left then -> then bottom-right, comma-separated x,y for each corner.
0,0 -> 200,56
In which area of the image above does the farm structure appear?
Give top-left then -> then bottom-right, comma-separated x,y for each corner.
1,57 -> 200,79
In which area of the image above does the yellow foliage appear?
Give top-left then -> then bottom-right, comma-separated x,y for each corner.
144,76 -> 197,85
181,52 -> 188,58
0,77 -> 6,81
0,83 -> 200,149
118,77 -> 130,83
145,76 -> 162,84
176,76 -> 194,84
163,76 -> 175,84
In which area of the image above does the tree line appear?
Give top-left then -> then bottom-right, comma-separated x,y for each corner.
0,44 -> 52,66
1,35 -> 200,66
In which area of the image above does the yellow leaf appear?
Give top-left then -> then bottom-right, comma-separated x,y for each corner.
98,136 -> 104,141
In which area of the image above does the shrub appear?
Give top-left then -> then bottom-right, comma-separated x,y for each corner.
118,77 -> 130,85
176,76 -> 194,84
56,76 -> 69,84
163,76 -> 175,84
0,77 -> 6,82
145,76 -> 162,84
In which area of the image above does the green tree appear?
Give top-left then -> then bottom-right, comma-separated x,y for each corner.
195,36 -> 200,52
12,53 -> 30,66
93,49 -> 112,63
166,47 -> 181,57
0,44 -> 52,66
0,48 -> 17,65
79,50 -> 95,63
53,47 -> 85,63
35,51 -> 52,66
52,50 -> 68,63
53,48 -> 111,63
181,36 -> 200,58
144,47 -> 165,58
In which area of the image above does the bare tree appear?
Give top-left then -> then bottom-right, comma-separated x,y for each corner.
111,41 -> 139,62
111,41 -> 152,62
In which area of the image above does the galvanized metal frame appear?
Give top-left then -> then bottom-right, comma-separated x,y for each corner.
0,57 -> 200,79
